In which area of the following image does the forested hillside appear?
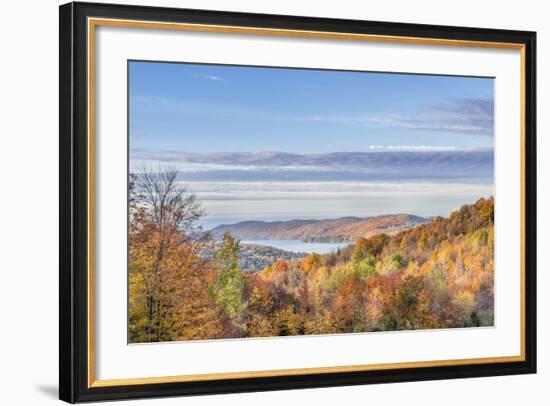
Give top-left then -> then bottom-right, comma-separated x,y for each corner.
210,214 -> 426,242
128,169 -> 494,343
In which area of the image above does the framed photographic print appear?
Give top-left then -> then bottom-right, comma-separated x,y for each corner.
59,2 -> 537,403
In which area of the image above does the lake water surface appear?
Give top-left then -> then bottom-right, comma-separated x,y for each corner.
241,239 -> 351,254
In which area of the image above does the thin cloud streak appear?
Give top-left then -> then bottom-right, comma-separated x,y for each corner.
183,180 -> 493,201
131,149 -> 493,180
295,98 -> 493,136
194,74 -> 222,81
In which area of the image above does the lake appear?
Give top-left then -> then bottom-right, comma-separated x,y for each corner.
241,239 -> 351,254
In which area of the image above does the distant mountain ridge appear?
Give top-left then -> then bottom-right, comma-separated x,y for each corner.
210,214 -> 427,242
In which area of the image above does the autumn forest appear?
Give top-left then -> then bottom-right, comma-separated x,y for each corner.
128,168 -> 495,343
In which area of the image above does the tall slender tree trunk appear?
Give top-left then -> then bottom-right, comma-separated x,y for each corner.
147,294 -> 154,342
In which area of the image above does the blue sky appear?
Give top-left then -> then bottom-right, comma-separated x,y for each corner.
129,61 -> 494,229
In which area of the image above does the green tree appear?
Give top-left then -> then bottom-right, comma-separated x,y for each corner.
212,232 -> 247,322
390,253 -> 406,269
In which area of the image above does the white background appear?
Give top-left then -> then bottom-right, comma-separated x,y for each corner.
95,24 -> 521,380
0,0 -> 547,404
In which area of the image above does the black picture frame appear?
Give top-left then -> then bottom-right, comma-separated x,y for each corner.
60,1 -> 537,403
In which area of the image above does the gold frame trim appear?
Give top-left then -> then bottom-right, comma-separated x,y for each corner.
87,17 -> 527,388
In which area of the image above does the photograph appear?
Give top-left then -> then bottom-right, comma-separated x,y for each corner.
55,2 -> 537,402
128,61 -> 495,343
